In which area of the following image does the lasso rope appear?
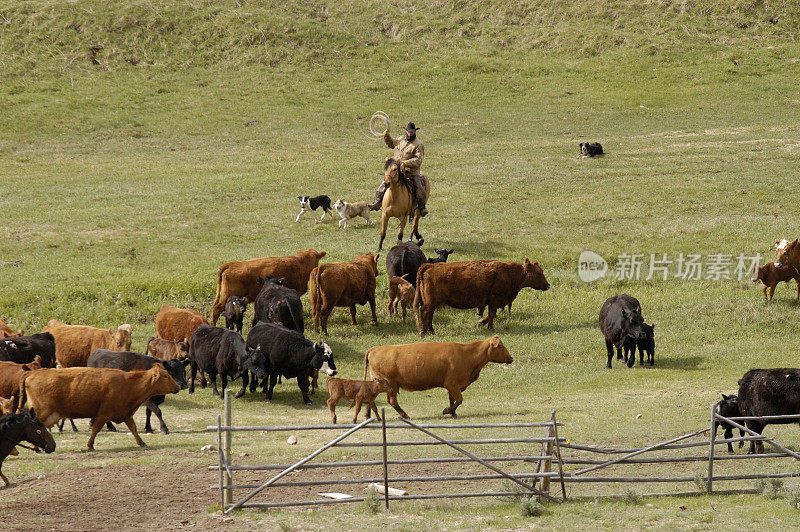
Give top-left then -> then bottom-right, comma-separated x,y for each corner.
369,111 -> 390,138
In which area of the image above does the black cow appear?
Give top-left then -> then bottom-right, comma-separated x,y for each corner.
188,325 -> 266,399
245,322 -> 336,405
251,276 -> 304,333
0,333 -> 56,368
427,248 -> 454,263
714,394 -> 745,454
599,294 -> 645,369
624,322 -> 655,366
224,296 -> 246,334
386,242 -> 427,288
87,349 -> 189,434
738,368 -> 800,454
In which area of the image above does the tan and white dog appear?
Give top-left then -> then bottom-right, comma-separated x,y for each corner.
333,199 -> 371,228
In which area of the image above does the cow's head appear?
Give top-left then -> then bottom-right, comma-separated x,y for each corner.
148,364 -> 180,395
522,258 -> 550,291
158,359 -> 189,390
241,344 -> 268,380
110,324 -> 133,351
358,253 -> 379,276
0,395 -> 14,415
177,340 -> 190,358
372,378 -> 393,395
257,275 -> 285,286
312,342 -> 337,376
227,296 -> 247,312
620,306 -> 645,341
303,249 -> 327,262
485,335 -> 513,364
775,239 -> 799,268
432,248 -> 454,262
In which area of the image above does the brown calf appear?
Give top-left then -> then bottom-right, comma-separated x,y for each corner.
42,320 -> 132,368
310,253 -> 379,335
326,377 -> 392,424
387,274 -> 415,320
146,337 -> 190,360
754,260 -> 800,301
212,249 -> 326,325
155,305 -> 208,343
15,365 -> 179,450
0,356 -> 43,399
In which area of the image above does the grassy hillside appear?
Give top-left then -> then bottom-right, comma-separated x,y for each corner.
3,0 -> 800,529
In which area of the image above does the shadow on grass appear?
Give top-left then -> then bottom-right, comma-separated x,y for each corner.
654,356 -> 705,371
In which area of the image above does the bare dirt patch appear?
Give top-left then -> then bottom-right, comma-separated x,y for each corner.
0,463 -> 235,531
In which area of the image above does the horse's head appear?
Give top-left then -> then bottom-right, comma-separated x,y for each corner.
21,408 -> 56,453
384,157 -> 402,186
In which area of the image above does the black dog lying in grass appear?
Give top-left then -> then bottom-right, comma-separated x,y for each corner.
578,142 -> 604,157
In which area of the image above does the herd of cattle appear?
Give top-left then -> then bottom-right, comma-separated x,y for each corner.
2,236 -> 800,486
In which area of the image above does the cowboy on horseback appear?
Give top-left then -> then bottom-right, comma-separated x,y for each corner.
369,122 -> 428,217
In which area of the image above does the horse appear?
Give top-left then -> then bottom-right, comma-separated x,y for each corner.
377,158 -> 430,253
0,408 -> 56,487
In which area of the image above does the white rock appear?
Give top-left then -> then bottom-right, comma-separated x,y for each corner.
201,444 -> 216,452
367,483 -> 406,496
287,435 -> 298,445
635,414 -> 643,419
36,474 -> 46,480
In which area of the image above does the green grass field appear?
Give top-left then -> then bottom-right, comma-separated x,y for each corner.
2,0 -> 800,529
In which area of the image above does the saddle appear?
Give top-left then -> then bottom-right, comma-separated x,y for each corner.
397,167 -> 417,198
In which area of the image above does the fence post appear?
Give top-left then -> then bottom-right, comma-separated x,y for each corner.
224,389 -> 233,505
708,403 -> 716,493
382,407 -> 389,510
550,410 -> 567,500
539,420 -> 554,500
217,414 -> 225,511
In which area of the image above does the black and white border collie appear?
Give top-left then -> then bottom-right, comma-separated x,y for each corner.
578,142 -> 604,158
296,195 -> 333,223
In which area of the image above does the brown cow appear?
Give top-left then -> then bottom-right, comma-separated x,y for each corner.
146,337 -> 190,360
0,356 -> 43,399
211,249 -> 327,325
0,318 -> 23,339
753,261 -> 800,301
309,253 -> 378,335
414,259 -> 550,336
364,335 -> 513,418
42,320 -> 132,368
15,365 -> 179,450
154,305 -> 208,343
387,274 -> 415,320
326,377 -> 392,424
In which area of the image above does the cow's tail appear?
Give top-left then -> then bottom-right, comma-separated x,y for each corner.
13,372 -> 30,413
212,263 -> 229,320
364,348 -> 372,380
145,336 -> 156,356
413,264 -> 428,328
310,267 -> 322,330
399,246 -> 407,279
